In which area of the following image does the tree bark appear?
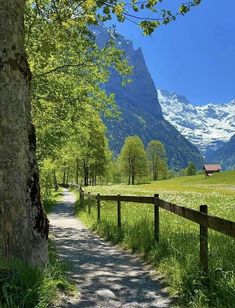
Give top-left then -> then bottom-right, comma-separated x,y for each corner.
53,171 -> 58,191
0,0 -> 48,266
83,162 -> 89,186
62,169 -> 66,185
75,157 -> 79,184
66,167 -> 69,184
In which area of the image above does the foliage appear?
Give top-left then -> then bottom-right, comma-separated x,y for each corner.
77,171 -> 235,307
146,140 -> 168,180
75,110 -> 112,186
24,0 -> 202,191
0,241 -> 75,308
61,108 -> 112,186
101,159 -> 123,184
118,136 -> 148,184
25,0 -> 130,159
166,169 -> 176,179
39,159 -> 57,200
25,1 -> 131,190
82,0 -> 201,35
186,161 -> 197,176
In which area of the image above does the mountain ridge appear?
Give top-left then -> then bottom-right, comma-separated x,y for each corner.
158,89 -> 235,157
93,24 -> 204,169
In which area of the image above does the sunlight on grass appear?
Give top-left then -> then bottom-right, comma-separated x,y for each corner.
75,171 -> 235,307
0,240 -> 76,307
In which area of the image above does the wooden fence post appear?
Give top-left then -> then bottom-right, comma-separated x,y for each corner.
97,194 -> 101,223
200,205 -> 208,274
117,194 -> 121,229
88,192 -> 91,215
154,194 -> 159,242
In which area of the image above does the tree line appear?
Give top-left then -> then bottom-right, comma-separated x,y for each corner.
0,0 -> 201,265
42,134 -> 168,190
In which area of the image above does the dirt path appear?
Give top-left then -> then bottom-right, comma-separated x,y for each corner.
48,190 -> 171,307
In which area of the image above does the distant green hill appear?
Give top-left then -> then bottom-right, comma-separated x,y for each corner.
144,170 -> 235,196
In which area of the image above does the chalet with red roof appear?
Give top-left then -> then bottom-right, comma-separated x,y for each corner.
203,164 -> 222,176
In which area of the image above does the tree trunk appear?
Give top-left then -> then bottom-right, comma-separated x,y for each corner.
66,167 -> 69,184
75,157 -> 79,184
153,166 -> 157,181
53,171 -> 58,191
83,162 -> 89,186
131,165 -> 135,185
0,0 -> 48,266
62,170 -> 66,185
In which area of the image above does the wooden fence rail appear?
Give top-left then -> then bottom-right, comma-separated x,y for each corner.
75,185 -> 235,274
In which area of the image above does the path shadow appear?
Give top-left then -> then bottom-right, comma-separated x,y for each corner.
50,224 -> 170,307
49,192 -> 171,307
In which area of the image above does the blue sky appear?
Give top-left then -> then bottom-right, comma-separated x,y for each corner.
107,0 -> 235,105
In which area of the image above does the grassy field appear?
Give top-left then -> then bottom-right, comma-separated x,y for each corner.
75,171 -> 235,307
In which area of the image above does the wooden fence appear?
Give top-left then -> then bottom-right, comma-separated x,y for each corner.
76,186 -> 235,274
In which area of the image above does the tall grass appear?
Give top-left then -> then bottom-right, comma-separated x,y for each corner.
43,190 -> 62,214
0,240 -> 75,308
0,187 -> 75,308
75,172 -> 235,307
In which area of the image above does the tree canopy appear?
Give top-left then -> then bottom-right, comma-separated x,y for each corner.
0,0 -> 201,264
118,136 -> 148,184
186,161 -> 197,176
146,140 -> 168,180
82,0 -> 201,35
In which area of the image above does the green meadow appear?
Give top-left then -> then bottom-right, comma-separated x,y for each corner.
75,171 -> 235,307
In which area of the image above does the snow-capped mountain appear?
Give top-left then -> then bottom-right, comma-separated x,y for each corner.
158,90 -> 235,156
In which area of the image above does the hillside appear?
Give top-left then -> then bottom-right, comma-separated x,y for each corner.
207,134 -> 235,170
93,25 -> 204,169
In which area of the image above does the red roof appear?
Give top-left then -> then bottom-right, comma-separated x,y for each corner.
203,164 -> 222,171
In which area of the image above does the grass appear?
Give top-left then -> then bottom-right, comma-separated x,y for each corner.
75,171 -> 235,307
0,190 -> 76,307
43,190 -> 63,214
0,240 -> 75,307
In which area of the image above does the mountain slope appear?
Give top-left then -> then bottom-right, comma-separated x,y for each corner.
93,25 -> 204,169
93,25 -> 163,118
207,134 -> 235,170
106,106 -> 203,170
158,90 -> 235,156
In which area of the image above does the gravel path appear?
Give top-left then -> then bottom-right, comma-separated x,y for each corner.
48,190 -> 171,307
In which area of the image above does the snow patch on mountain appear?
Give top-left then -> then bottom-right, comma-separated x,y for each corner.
158,90 -> 235,155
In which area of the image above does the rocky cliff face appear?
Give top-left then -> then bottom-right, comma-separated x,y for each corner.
207,134 -> 235,170
92,24 -> 204,169
93,25 -> 163,118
